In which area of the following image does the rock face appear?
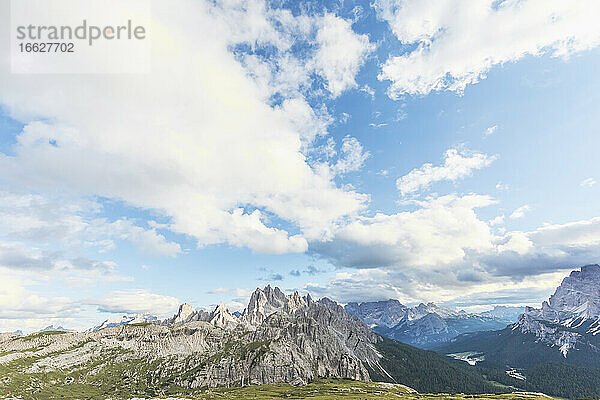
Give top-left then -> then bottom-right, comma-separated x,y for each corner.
346,300 -> 513,348
514,264 -> 600,357
345,300 -> 408,328
1,286 -> 386,390
208,302 -> 238,328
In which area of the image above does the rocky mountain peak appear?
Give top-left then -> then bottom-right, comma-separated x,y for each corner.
579,264 -> 600,275
173,303 -> 196,324
514,265 -> 600,357
529,264 -> 600,321
209,302 -> 237,328
242,286 -> 310,326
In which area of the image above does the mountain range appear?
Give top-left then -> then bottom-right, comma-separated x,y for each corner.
88,314 -> 159,331
2,265 -> 599,399
0,285 -> 504,399
437,264 -> 600,399
345,300 -> 523,348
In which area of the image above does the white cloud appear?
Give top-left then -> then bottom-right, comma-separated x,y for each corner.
581,177 -> 597,188
0,240 -> 115,273
496,181 -> 510,191
0,192 -> 181,257
312,14 -> 376,97
326,136 -> 370,177
485,124 -> 498,136
0,1 -> 372,254
93,289 -> 180,317
489,215 -> 505,226
306,267 -> 567,307
339,112 -> 351,124
529,217 -> 600,248
510,205 -> 532,219
360,85 -> 375,99
207,287 -> 232,295
310,212 -> 600,307
312,194 -> 496,269
277,98 -> 332,147
396,108 -> 408,121
375,0 -> 600,97
310,192 -> 600,304
0,269 -> 80,321
396,148 -> 495,196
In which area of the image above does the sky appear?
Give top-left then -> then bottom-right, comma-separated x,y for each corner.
1,0 -> 600,332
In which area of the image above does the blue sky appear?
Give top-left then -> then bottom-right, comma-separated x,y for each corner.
1,0 -> 600,332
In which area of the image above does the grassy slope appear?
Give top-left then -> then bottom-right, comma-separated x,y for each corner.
200,378 -> 552,400
0,333 -> 548,400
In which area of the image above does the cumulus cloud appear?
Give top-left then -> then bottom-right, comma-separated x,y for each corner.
0,241 -> 115,273
510,205 -> 532,219
0,1 -> 374,254
312,194 -> 496,269
330,136 -> 370,176
489,215 -> 505,226
313,14 -> 376,97
308,189 -> 600,307
93,289 -> 180,317
375,0 -> 600,97
396,148 -> 495,196
480,217 -> 600,278
308,259 -> 571,308
0,192 -> 181,257
0,270 -> 80,321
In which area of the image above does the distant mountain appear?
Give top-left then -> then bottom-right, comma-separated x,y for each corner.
38,325 -> 74,332
0,285 -> 504,399
480,305 -> 525,322
437,265 -> 600,399
345,300 -> 517,349
88,314 -> 159,331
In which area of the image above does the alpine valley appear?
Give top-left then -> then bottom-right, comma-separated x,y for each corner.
2,266 -> 600,400
438,264 -> 600,399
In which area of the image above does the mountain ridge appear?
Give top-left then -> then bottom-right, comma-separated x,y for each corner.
345,299 -> 523,348
0,285 -> 504,399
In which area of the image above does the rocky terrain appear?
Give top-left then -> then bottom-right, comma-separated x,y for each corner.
345,300 -> 522,348
0,286 -> 385,398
